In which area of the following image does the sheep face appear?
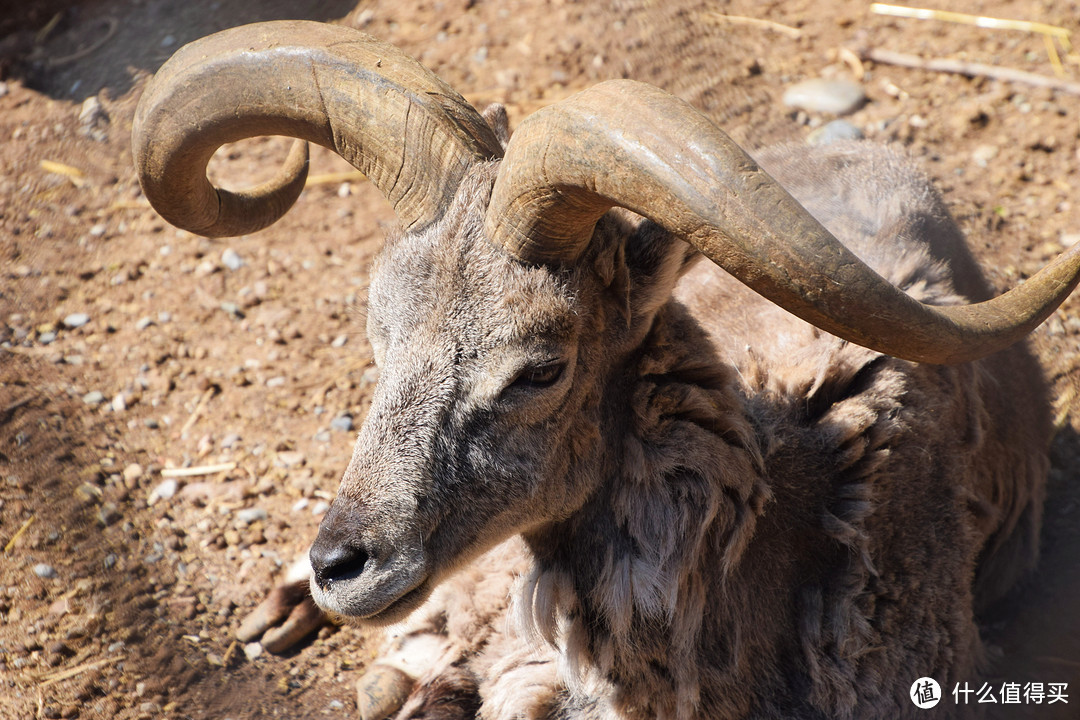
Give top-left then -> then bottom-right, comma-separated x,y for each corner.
308,165 -> 666,623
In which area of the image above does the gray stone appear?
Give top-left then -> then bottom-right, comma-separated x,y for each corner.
222,248 -> 245,271
82,391 -> 105,406
783,78 -> 866,116
807,119 -> 864,146
63,313 -> 90,329
148,478 -> 178,505
33,563 -> 58,579
330,414 -> 354,432
235,507 -> 268,526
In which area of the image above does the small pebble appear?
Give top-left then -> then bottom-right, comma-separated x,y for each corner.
243,642 -> 263,661
331,334 -> 348,348
222,248 -> 244,271
135,316 -> 155,331
972,144 -> 999,168
63,313 -> 90,329
34,563 -> 58,579
221,433 -> 241,449
276,451 -> 305,467
313,430 -> 331,443
97,503 -> 121,526
148,478 -> 178,505
82,391 -> 105,406
38,331 -> 57,345
235,507 -> 268,526
330,414 -> 354,432
77,96 -> 109,141
807,119 -> 864,146
783,78 -> 866,116
312,500 -> 330,515
123,463 -> 144,483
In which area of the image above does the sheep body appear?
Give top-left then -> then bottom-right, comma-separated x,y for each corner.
343,140 -> 1048,720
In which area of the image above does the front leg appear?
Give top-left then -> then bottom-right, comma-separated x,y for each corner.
236,554 -> 328,653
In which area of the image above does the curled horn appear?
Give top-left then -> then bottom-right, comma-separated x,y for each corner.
133,20 -> 502,238
486,80 -> 1080,365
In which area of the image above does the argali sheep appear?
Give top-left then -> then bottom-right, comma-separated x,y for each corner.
132,20 -> 1080,720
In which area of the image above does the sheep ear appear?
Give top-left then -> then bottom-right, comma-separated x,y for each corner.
591,235 -> 632,325
591,218 -> 693,328
482,103 -> 510,151
623,222 -> 697,324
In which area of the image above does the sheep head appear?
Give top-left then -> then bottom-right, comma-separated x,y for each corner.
132,20 -> 1080,623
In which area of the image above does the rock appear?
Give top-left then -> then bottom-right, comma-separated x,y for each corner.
276,451 -> 305,467
235,507 -> 268,526
77,97 -> 109,142
82,391 -> 105,406
75,482 -> 103,504
972,144 -> 999,168
63,313 -> 91,329
243,642 -> 263,661
97,503 -> 121,527
783,78 -> 866,116
123,463 -> 144,483
330,414 -> 353,432
331,334 -> 348,348
222,248 -> 245,271
312,500 -> 330,516
38,331 -> 57,345
148,478 -> 178,505
807,119 -> 864,146
34,563 -> 58,579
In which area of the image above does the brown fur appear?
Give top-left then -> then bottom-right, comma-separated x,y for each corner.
312,131 -> 1050,720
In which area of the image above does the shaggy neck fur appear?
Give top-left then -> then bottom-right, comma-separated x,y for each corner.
516,298 -> 771,720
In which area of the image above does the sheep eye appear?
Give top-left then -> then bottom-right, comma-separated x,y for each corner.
510,362 -> 564,390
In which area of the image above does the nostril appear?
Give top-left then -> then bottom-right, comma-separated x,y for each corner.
309,540 -> 369,589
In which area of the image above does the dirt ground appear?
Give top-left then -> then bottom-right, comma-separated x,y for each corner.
1,0 -> 1079,718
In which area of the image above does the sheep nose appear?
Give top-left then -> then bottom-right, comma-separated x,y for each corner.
309,505 -> 369,589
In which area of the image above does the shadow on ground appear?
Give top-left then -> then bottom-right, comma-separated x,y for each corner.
0,0 -> 357,101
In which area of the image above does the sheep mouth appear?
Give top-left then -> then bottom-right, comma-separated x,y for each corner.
309,560 -> 433,624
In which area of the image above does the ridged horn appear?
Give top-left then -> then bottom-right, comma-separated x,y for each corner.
132,20 -> 501,238
486,80 -> 1080,365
